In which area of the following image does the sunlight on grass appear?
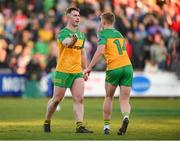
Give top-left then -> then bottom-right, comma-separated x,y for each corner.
0,98 -> 180,140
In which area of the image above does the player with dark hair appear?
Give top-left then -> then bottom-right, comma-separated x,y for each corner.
43,7 -> 93,134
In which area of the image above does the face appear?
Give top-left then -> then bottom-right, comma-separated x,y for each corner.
154,33 -> 161,44
67,10 -> 80,27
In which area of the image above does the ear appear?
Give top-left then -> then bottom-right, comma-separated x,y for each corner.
66,13 -> 71,18
102,20 -> 106,27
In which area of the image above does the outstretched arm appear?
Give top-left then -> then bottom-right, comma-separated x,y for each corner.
62,34 -> 77,48
84,45 -> 105,74
81,48 -> 89,81
81,48 -> 88,69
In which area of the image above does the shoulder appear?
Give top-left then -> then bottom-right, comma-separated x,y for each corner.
113,29 -> 124,38
57,28 -> 70,40
97,30 -> 107,44
59,28 -> 69,34
98,29 -> 114,37
98,30 -> 105,35
77,31 -> 85,40
79,31 -> 85,37
97,30 -> 106,39
78,30 -> 85,36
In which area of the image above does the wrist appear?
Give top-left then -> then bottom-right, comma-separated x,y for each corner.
87,66 -> 92,71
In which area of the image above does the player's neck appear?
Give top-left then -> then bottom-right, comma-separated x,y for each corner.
103,25 -> 114,29
66,24 -> 78,32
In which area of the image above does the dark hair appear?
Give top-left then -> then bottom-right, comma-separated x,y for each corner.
100,12 -> 115,24
66,7 -> 80,15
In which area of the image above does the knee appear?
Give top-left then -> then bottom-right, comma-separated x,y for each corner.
120,95 -> 130,102
120,95 -> 129,102
52,95 -> 63,107
120,91 -> 130,100
53,100 -> 59,107
74,95 -> 84,104
106,94 -> 113,100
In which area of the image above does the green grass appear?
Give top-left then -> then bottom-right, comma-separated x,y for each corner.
0,98 -> 180,140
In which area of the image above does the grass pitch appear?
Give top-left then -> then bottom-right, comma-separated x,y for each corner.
0,98 -> 180,140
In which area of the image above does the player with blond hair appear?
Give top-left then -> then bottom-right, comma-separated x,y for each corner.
84,12 -> 133,135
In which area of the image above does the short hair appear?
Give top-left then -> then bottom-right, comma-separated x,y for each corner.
100,12 -> 115,24
66,7 -> 80,15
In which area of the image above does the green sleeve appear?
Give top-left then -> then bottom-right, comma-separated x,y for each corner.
97,32 -> 106,46
57,30 -> 70,42
81,32 -> 85,49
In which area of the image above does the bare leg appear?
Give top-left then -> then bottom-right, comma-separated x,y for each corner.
45,86 -> 66,121
70,78 -> 84,122
103,82 -> 117,133
70,78 -> 93,133
103,83 -> 117,120
117,86 -> 131,135
119,86 -> 131,118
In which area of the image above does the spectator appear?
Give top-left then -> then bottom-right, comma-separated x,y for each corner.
43,0 -> 55,14
9,44 -> 23,72
0,0 -> 179,79
150,32 -> 167,70
24,54 -> 42,98
130,32 -> 145,70
114,6 -> 130,36
0,39 -> 10,73
38,22 -> 54,42
13,9 -> 28,31
3,9 -> 14,41
16,46 -> 32,74
0,13 -> 5,36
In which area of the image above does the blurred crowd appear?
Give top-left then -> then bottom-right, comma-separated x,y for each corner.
0,0 -> 180,80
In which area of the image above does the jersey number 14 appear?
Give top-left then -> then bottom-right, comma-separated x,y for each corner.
113,39 -> 126,55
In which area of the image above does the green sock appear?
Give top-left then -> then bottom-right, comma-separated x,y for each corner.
76,122 -> 83,128
122,112 -> 130,119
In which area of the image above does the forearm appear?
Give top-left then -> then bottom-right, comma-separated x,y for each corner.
62,35 -> 77,48
88,48 -> 103,69
62,37 -> 73,47
81,49 -> 88,69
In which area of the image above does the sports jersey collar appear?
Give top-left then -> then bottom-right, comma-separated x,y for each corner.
65,27 -> 79,33
100,27 -> 115,32
103,27 -> 115,30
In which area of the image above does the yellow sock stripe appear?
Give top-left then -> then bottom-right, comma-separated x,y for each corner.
44,120 -> 50,124
76,122 -> 83,128
104,119 -> 110,125
122,112 -> 130,118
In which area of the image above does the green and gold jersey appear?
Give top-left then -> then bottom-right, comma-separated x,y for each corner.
98,28 -> 131,70
56,27 -> 85,73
